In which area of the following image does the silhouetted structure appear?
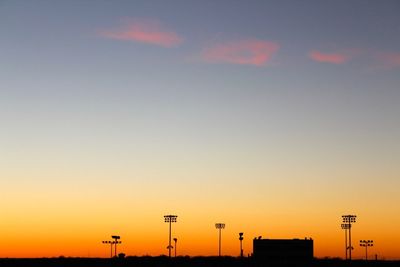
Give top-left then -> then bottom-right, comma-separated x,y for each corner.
215,223 -> 225,256
341,223 -> 350,260
342,215 -> 356,260
164,215 -> 177,258
239,233 -> 244,258
360,240 -> 373,260
111,236 -> 121,257
102,235 -> 121,258
2,256 -> 400,267
173,238 -> 178,257
253,238 -> 313,261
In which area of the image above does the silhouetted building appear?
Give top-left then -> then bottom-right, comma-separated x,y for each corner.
253,237 -> 313,261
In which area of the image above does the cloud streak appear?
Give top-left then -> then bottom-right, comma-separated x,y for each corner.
309,50 -> 350,64
201,39 -> 280,66
375,52 -> 400,69
98,19 -> 183,47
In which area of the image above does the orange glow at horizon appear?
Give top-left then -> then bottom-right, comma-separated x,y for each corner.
1,165 -> 400,259
1,192 -> 400,259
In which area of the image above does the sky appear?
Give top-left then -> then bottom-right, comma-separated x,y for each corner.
1,0 -> 400,259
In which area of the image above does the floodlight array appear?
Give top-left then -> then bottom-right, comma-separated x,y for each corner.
164,215 -> 178,223
215,223 -> 225,229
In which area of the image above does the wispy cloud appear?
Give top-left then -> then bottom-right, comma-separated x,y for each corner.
98,18 -> 183,47
309,50 -> 350,64
201,39 -> 280,66
374,52 -> 400,69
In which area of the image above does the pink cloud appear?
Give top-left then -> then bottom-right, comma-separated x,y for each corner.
375,52 -> 400,68
202,39 -> 280,66
98,19 -> 183,47
309,50 -> 350,64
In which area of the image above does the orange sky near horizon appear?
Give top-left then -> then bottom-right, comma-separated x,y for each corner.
1,168 -> 399,259
1,212 -> 399,259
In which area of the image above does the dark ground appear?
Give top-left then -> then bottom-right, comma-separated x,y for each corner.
0,257 -> 399,267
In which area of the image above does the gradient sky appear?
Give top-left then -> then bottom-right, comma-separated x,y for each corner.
1,0 -> 400,259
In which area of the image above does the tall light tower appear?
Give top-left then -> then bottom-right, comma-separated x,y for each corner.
360,240 -> 373,260
341,223 -> 350,260
102,240 -> 114,258
215,223 -> 225,257
164,215 -> 178,258
239,232 -> 244,258
102,235 -> 121,258
173,238 -> 178,257
342,215 -> 357,260
111,235 -> 121,257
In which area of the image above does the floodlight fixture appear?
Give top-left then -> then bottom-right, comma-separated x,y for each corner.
360,240 -> 373,260
342,215 -> 357,260
215,223 -> 226,256
215,223 -> 225,229
165,215 -> 177,223
102,237 -> 122,258
164,215 -> 178,258
111,235 -> 122,257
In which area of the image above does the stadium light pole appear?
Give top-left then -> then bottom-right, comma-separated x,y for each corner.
341,223 -> 350,260
215,223 -> 225,257
342,215 -> 356,260
102,236 -> 121,258
111,235 -> 121,257
360,240 -> 373,260
102,240 -> 113,258
173,238 -> 178,257
239,232 -> 244,258
164,215 -> 178,258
